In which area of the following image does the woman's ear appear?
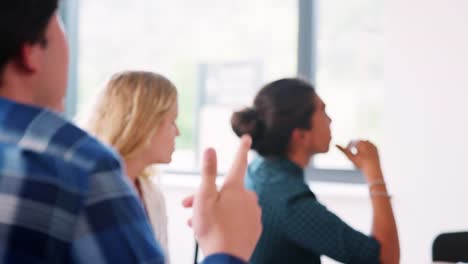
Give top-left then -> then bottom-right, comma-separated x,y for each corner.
290,128 -> 307,147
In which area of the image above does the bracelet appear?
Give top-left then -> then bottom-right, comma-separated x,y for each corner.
370,191 -> 392,199
368,180 -> 386,187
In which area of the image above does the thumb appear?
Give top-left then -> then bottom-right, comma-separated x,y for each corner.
199,148 -> 218,198
224,134 -> 251,188
182,195 -> 194,208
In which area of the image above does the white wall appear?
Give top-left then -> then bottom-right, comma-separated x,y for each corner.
384,0 -> 468,262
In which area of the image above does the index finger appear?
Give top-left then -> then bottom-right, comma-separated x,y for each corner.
223,134 -> 252,188
199,148 -> 218,198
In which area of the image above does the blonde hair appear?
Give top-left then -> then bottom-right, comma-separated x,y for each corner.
78,71 -> 177,176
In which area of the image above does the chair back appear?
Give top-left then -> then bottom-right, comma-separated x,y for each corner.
433,232 -> 468,262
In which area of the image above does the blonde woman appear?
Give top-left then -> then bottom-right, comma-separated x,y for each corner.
77,71 -> 179,264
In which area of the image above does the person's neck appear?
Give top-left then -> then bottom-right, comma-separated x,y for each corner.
0,86 -> 35,106
287,150 -> 311,169
125,157 -> 147,184
0,70 -> 37,107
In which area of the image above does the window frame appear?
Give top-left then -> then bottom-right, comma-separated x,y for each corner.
60,0 -> 79,118
63,0 -> 365,184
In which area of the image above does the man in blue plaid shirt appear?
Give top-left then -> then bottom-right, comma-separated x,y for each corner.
0,1 -> 262,263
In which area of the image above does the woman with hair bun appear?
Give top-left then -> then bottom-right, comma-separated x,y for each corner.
231,78 -> 399,264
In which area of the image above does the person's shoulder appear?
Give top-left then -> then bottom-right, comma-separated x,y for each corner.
249,158 -> 313,202
247,157 -> 298,185
0,101 -> 124,195
39,113 -> 121,171
0,102 -> 120,172
247,156 -> 270,179
0,140 -> 91,196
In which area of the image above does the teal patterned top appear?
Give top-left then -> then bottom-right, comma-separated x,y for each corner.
246,157 -> 381,264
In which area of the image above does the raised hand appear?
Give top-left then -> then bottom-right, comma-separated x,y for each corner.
183,135 -> 262,261
336,140 -> 383,182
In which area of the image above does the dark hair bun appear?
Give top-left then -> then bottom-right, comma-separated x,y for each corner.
231,107 -> 265,149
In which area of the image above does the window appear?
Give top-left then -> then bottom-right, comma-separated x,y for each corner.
314,0 -> 384,171
77,0 -> 297,173
64,0 -> 383,183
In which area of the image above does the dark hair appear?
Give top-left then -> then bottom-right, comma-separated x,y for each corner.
231,78 -> 317,157
0,0 -> 59,78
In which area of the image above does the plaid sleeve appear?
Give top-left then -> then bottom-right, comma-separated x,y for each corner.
282,191 -> 381,264
70,155 -> 164,264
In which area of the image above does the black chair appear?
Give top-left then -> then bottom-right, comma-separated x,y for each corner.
432,232 -> 468,262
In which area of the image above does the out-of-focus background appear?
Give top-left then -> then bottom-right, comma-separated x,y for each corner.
60,0 -> 468,262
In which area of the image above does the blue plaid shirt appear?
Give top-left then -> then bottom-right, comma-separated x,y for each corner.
246,157 -> 381,264
0,98 -> 245,264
